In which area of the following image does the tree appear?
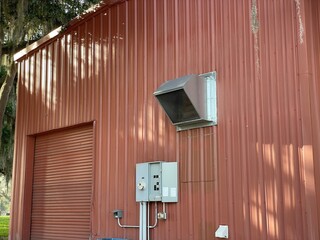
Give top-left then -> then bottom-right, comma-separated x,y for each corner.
0,174 -> 11,214
0,0 -> 100,179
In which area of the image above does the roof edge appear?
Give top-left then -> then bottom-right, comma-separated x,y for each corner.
14,0 -> 126,62
67,0 -> 126,27
14,27 -> 62,62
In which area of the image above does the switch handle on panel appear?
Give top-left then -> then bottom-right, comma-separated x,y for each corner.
138,182 -> 146,190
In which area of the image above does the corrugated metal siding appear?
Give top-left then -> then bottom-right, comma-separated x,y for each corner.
10,0 -> 320,239
30,125 -> 93,239
306,0 -> 320,238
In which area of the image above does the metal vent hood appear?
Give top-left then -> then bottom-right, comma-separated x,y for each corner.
154,72 -> 217,131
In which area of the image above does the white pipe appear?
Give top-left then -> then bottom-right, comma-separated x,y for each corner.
139,202 -> 143,240
116,202 -> 158,230
117,218 -> 139,228
143,202 -> 147,240
139,202 -> 147,240
148,202 -> 158,229
147,202 -> 150,240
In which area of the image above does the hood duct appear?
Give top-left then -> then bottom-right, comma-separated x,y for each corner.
154,72 -> 217,131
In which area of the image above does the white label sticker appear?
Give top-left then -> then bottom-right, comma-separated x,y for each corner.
163,187 -> 169,197
170,188 -> 177,197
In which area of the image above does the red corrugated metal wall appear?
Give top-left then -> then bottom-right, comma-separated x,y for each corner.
10,0 -> 320,239
307,0 -> 320,238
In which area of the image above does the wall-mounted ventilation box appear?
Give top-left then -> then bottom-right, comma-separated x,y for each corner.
154,72 -> 217,131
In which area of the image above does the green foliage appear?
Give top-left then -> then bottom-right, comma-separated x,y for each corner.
0,86 -> 15,179
0,216 -> 9,237
26,0 -> 100,40
0,67 -> 7,86
0,0 -> 100,46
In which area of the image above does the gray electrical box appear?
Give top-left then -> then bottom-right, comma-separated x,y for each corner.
136,161 -> 178,203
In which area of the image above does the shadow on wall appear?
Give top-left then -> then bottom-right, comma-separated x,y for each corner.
13,0 -> 320,239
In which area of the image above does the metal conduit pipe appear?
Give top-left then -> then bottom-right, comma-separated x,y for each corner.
117,218 -> 139,228
116,202 -> 158,230
148,202 -> 158,229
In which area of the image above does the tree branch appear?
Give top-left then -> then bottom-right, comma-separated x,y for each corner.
2,39 -> 41,55
0,62 -> 17,149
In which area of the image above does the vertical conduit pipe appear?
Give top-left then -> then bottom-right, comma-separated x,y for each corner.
147,202 -> 150,240
139,202 -> 147,240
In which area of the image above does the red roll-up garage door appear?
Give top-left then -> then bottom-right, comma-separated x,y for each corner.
30,125 -> 93,240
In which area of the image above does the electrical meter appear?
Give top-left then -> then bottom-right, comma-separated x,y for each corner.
136,161 -> 178,203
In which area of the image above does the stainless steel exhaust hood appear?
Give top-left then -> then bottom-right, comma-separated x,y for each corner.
154,72 -> 217,131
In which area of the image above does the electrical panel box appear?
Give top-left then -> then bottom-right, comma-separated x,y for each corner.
136,163 -> 150,202
161,162 -> 178,202
136,161 -> 178,203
